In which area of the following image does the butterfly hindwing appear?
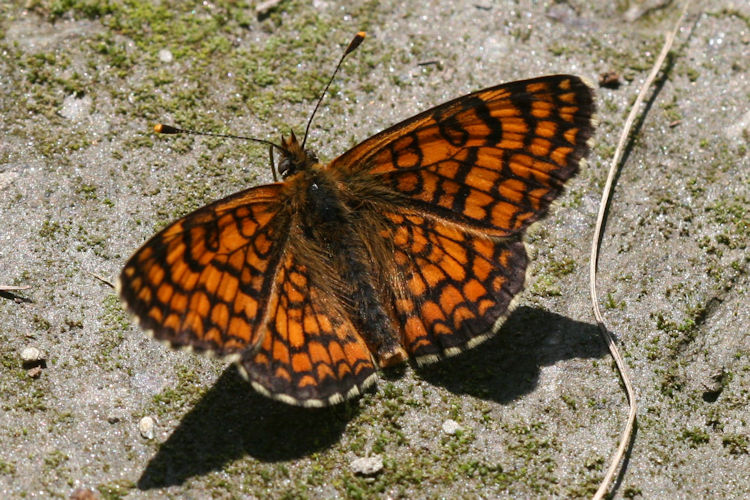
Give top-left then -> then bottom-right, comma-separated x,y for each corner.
238,250 -> 377,406
374,209 -> 528,362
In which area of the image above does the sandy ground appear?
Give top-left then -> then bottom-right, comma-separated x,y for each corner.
1,0 -> 748,498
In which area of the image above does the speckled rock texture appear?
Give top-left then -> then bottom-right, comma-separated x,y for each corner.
1,1 -> 747,498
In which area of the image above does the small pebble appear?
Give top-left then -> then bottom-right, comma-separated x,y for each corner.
598,71 -> 621,89
158,49 -> 173,63
59,93 -> 92,121
256,0 -> 281,16
21,346 -> 44,363
70,488 -> 101,500
70,487 -> 100,500
350,455 -> 383,476
139,416 -> 155,439
27,366 -> 42,378
442,419 -> 462,435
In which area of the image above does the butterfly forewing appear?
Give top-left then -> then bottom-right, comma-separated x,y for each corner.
330,75 -> 595,237
119,184 -> 286,355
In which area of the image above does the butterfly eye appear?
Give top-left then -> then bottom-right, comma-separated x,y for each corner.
278,156 -> 294,178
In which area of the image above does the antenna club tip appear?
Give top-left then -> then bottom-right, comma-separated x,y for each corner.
346,32 -> 366,54
154,124 -> 180,134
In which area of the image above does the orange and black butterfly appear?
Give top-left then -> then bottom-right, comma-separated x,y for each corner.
119,33 -> 596,407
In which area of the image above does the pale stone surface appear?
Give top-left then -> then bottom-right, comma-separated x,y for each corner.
1,1 -> 747,499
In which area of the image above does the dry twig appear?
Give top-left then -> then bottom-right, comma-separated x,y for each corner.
591,3 -> 690,499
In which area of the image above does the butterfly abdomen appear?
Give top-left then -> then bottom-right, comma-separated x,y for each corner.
295,170 -> 407,367
336,238 -> 408,367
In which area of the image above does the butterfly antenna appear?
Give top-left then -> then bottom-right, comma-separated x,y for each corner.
154,123 -> 289,179
301,31 -> 366,149
154,124 -> 286,153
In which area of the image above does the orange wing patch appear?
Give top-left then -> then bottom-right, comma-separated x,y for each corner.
381,211 -> 528,362
238,251 -> 377,406
331,75 -> 595,237
119,184 -> 285,355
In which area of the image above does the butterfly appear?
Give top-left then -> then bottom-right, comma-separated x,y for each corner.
119,35 -> 596,407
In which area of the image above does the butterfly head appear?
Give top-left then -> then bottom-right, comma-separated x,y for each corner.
277,131 -> 319,178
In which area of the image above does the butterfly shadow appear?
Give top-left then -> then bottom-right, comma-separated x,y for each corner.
0,290 -> 33,303
137,367 -> 362,490
138,306 -> 605,489
415,306 -> 608,404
